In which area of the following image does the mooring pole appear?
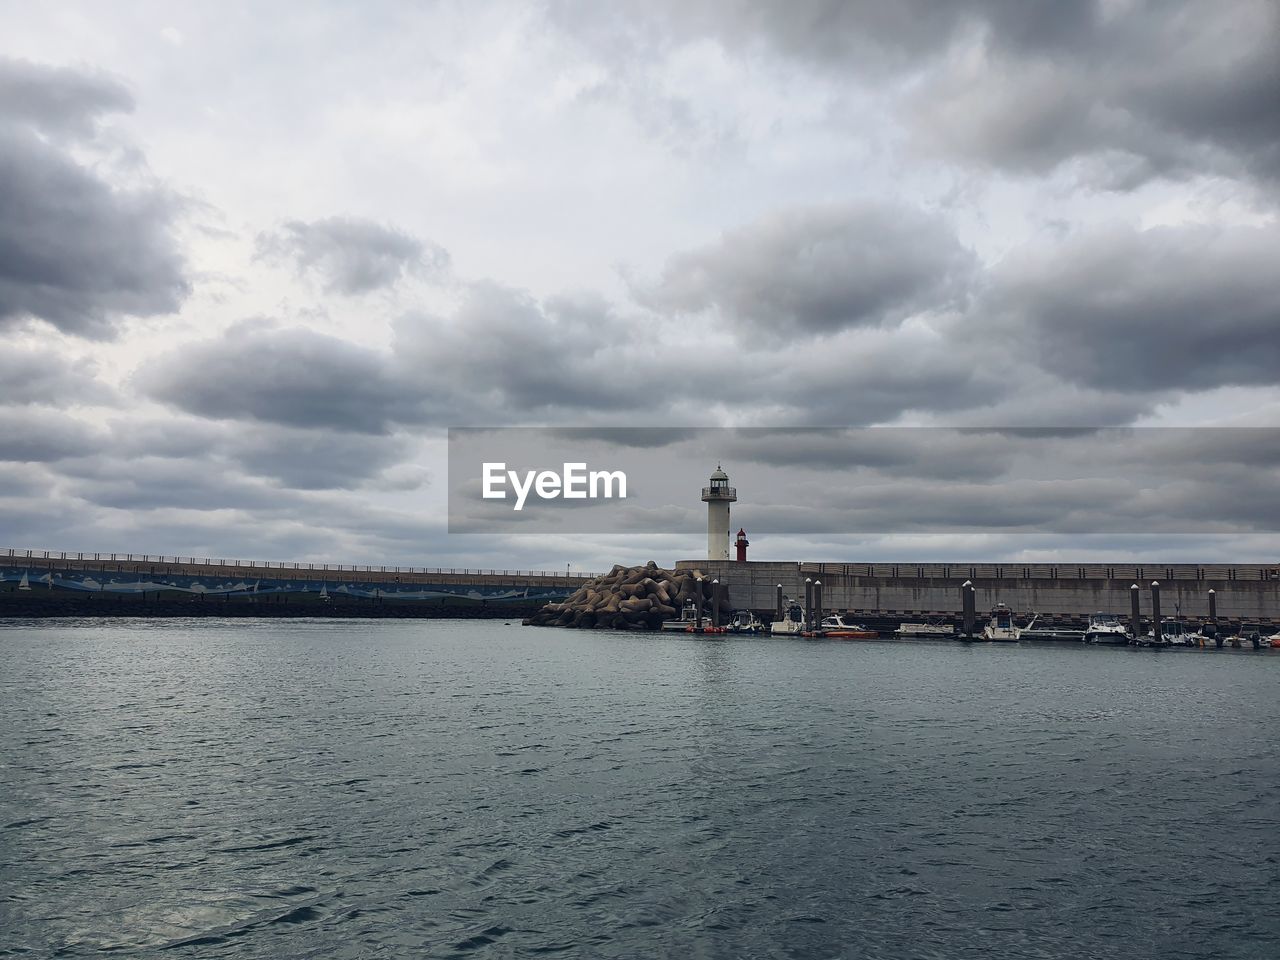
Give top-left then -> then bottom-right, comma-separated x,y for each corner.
962,580 -> 975,638
695,577 -> 703,631
805,577 -> 813,630
1130,583 -> 1141,643
711,578 -> 720,628
1151,581 -> 1162,644
814,580 -> 823,631
1209,589 -> 1221,648
776,583 -> 784,621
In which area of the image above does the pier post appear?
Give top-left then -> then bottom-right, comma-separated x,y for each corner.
1209,589 -> 1221,648
805,577 -> 813,630
711,578 -> 720,628
1130,583 -> 1141,642
776,584 -> 783,621
814,580 -> 823,631
695,577 -> 703,631
962,580 -> 975,638
1151,581 -> 1162,643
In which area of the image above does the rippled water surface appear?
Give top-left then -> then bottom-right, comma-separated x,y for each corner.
2,619 -> 1278,959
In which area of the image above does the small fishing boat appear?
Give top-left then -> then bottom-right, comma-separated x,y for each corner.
809,614 -> 878,639
980,604 -> 1022,642
1141,620 -> 1195,647
1085,612 -> 1129,645
661,599 -> 702,632
770,598 -> 806,636
727,609 -> 764,634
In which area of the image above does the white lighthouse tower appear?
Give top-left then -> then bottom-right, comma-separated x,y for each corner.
701,464 -> 736,561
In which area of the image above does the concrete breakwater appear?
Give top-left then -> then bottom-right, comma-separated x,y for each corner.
523,562 -> 720,630
0,594 -> 548,619
7,549 -> 1278,627
679,560 -> 1280,625
0,549 -> 590,616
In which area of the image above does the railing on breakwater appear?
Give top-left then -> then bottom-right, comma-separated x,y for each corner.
1,547 -> 599,581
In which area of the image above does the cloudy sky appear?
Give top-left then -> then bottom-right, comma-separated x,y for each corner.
2,0 -> 1278,571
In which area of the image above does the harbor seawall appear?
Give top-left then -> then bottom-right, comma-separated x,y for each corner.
1,549 -> 592,617
677,560 -> 1280,624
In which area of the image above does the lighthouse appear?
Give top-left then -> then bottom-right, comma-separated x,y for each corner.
701,464 -> 736,561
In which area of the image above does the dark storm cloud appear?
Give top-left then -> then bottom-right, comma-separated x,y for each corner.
986,222 -> 1280,392
96,417 -> 414,491
923,376 -> 1169,430
226,428 -> 414,490
56,456 -> 285,512
0,348 -> 116,406
0,57 -> 134,137
909,1 -> 1280,189
105,417 -> 226,461
544,427 -> 702,449
554,0 -> 1096,74
556,1 -> 1280,191
640,203 -> 974,338
0,59 -> 189,339
139,266 -> 1003,438
0,408 -> 103,463
715,428 -> 1016,480
761,329 -> 1002,424
396,284 -> 715,418
403,282 -> 1001,425
401,283 -> 625,413
137,286 -> 619,435
136,290 -> 631,436
257,217 -> 449,295
0,461 -> 51,499
137,325 -> 433,434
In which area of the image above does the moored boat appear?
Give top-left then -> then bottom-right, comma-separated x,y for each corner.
980,603 -> 1021,642
1141,619 -> 1195,647
727,609 -> 764,634
809,614 -> 878,639
1085,612 -> 1129,645
661,599 -> 702,632
770,598 -> 806,636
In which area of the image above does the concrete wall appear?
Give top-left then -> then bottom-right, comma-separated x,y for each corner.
1,549 -> 593,591
677,559 -> 1280,622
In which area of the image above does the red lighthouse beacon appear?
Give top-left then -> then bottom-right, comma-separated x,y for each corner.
734,528 -> 749,563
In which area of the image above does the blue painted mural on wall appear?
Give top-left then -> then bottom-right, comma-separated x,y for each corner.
0,565 -> 569,602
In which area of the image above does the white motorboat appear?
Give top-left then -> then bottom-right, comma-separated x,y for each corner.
727,609 -> 764,634
1085,612 -> 1129,645
770,598 -> 806,636
661,599 -> 702,632
816,614 -> 878,639
980,603 -> 1022,642
1142,620 -> 1196,647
